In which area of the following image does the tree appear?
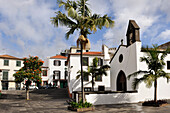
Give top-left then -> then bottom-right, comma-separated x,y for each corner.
77,57 -> 110,91
128,45 -> 170,103
13,56 -> 43,100
51,0 -> 114,103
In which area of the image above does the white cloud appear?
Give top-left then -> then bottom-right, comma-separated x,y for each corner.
103,0 -> 163,47
88,0 -> 111,15
153,29 -> 170,43
0,0 -> 170,59
158,29 -> 170,40
0,0 -> 70,59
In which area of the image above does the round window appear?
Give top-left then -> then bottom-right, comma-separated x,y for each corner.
119,54 -> 123,63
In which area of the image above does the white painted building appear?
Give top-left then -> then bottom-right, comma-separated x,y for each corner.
85,20 -> 170,105
45,55 -> 68,88
0,55 -> 24,90
41,66 -> 49,86
67,46 -> 114,98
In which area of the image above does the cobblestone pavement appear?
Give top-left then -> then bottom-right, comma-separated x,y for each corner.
0,89 -> 170,113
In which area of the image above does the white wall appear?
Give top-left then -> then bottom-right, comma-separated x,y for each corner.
0,58 -> 24,90
68,54 -> 111,93
86,77 -> 170,105
47,58 -> 67,85
108,41 -> 170,105
110,42 -> 140,91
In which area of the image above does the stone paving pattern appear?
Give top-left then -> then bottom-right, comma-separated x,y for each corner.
0,89 -> 170,113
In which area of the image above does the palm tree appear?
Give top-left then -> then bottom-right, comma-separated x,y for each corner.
77,57 -> 110,91
128,45 -> 170,103
51,0 -> 114,103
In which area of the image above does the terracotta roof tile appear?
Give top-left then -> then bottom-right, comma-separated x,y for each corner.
0,54 -> 23,60
71,52 -> 103,55
83,52 -> 102,55
50,55 -> 67,59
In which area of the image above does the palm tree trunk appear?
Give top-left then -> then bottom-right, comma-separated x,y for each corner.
154,79 -> 157,103
92,76 -> 94,91
80,41 -> 84,103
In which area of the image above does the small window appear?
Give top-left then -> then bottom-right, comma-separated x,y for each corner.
4,60 -> 9,66
83,75 -> 89,81
119,54 -> 123,63
42,70 -> 47,76
16,61 -> 21,67
95,75 -> 102,81
76,50 -> 81,53
98,58 -> 103,66
167,61 -> 170,69
3,71 -> 8,80
65,61 -> 67,66
54,60 -> 61,66
53,71 -> 60,79
82,57 -> 88,66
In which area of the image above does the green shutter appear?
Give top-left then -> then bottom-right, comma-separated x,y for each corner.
4,60 -> 9,66
16,61 -> 21,66
3,71 -> 8,80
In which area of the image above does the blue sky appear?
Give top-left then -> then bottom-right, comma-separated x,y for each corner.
0,0 -> 169,59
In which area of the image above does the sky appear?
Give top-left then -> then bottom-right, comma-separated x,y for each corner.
0,0 -> 170,60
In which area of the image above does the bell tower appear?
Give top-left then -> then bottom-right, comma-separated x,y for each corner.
126,20 -> 140,46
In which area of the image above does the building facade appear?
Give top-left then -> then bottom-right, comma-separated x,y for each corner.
67,45 -> 114,98
41,66 -> 49,87
85,20 -> 170,105
0,55 -> 24,90
45,55 -> 68,88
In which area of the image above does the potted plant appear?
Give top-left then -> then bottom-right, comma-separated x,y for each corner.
68,100 -> 95,112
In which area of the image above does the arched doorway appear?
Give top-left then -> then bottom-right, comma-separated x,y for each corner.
117,70 -> 127,91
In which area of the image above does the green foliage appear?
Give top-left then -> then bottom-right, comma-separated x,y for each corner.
13,56 -> 43,83
51,0 -> 114,39
77,57 -> 110,90
70,100 -> 92,108
128,45 -> 170,90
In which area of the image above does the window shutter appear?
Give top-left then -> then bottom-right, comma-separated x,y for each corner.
101,59 -> 103,66
59,71 -> 61,79
54,60 -> 56,66
59,61 -> 61,66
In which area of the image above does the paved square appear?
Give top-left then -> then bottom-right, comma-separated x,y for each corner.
0,89 -> 170,113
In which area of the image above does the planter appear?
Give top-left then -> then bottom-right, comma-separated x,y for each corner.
142,100 -> 168,107
68,106 -> 95,112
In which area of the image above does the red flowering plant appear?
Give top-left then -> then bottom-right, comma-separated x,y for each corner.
13,56 -> 43,100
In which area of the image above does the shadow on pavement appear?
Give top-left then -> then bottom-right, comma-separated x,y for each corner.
29,88 -> 70,100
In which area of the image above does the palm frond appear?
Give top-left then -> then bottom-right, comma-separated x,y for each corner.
76,70 -> 90,80
132,74 -> 152,89
65,25 -> 78,39
132,78 -> 142,90
127,70 -> 149,80
76,74 -> 81,79
51,11 -> 77,28
140,57 -> 150,65
158,69 -> 170,82
143,74 -> 154,88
